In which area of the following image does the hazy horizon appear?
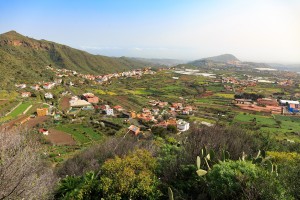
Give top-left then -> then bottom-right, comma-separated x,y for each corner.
1,0 -> 300,64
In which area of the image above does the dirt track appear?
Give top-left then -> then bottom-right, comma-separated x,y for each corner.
0,116 -> 49,131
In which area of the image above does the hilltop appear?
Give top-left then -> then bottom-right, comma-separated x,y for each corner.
189,54 -> 240,66
130,57 -> 187,67
0,31 -> 149,86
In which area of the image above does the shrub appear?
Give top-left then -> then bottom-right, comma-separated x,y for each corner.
54,172 -> 101,200
206,160 -> 290,200
184,125 -> 260,162
100,149 -> 162,199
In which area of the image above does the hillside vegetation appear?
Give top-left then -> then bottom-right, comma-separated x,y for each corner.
0,31 -> 149,86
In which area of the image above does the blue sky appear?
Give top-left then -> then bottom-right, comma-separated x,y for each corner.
1,0 -> 300,63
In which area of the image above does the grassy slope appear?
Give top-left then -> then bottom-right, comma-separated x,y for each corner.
0,31 -> 150,86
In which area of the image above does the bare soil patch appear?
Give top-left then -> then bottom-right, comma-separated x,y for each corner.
60,96 -> 70,111
46,128 -> 76,145
25,116 -> 49,129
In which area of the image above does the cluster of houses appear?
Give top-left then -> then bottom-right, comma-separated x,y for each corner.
16,79 -> 62,100
234,97 -> 300,114
133,100 -> 193,132
65,93 -> 192,135
222,75 -> 294,90
46,65 -> 156,85
222,77 -> 257,87
16,65 -> 156,100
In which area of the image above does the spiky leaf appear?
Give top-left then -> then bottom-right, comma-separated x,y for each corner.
196,169 -> 207,176
206,153 -> 210,160
202,146 -> 207,157
242,151 -> 246,161
256,150 -> 261,159
168,187 -> 174,200
266,160 -> 273,172
197,156 -> 201,169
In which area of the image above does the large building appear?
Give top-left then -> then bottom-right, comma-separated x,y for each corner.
82,93 -> 99,104
69,96 -> 91,107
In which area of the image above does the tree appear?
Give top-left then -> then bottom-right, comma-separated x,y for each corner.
100,149 -> 162,199
0,129 -> 55,200
151,126 -> 168,137
167,125 -> 177,133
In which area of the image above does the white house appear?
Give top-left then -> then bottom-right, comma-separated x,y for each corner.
39,129 -> 49,135
16,84 -> 27,89
105,108 -> 114,116
45,92 -> 53,99
43,82 -> 55,90
30,85 -> 40,90
177,119 -> 190,132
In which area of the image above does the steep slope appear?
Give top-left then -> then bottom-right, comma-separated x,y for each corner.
0,31 -> 149,86
189,54 -> 239,66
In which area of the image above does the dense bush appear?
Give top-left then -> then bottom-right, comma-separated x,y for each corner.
57,136 -> 158,177
55,149 -> 161,200
234,93 -> 264,101
206,160 -> 289,200
184,125 -> 261,162
100,149 -> 162,199
55,172 -> 101,200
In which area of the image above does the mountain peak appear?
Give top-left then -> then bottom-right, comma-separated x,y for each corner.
188,54 -> 240,66
203,54 -> 239,62
3,30 -> 22,36
1,30 -> 27,40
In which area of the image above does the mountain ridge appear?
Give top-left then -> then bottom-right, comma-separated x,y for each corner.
0,30 -> 150,86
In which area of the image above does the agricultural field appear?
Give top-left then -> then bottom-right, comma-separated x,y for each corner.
55,124 -> 103,144
46,128 -> 76,145
233,113 -> 300,142
8,101 -> 32,118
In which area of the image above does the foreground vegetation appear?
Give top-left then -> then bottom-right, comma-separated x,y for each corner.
2,124 -> 300,199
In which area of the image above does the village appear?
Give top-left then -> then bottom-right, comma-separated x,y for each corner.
1,63 -> 300,162
5,65 -> 194,143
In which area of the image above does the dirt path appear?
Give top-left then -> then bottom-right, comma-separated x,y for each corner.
0,116 -> 49,131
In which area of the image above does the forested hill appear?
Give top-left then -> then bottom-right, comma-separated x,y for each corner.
0,31 -> 149,85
